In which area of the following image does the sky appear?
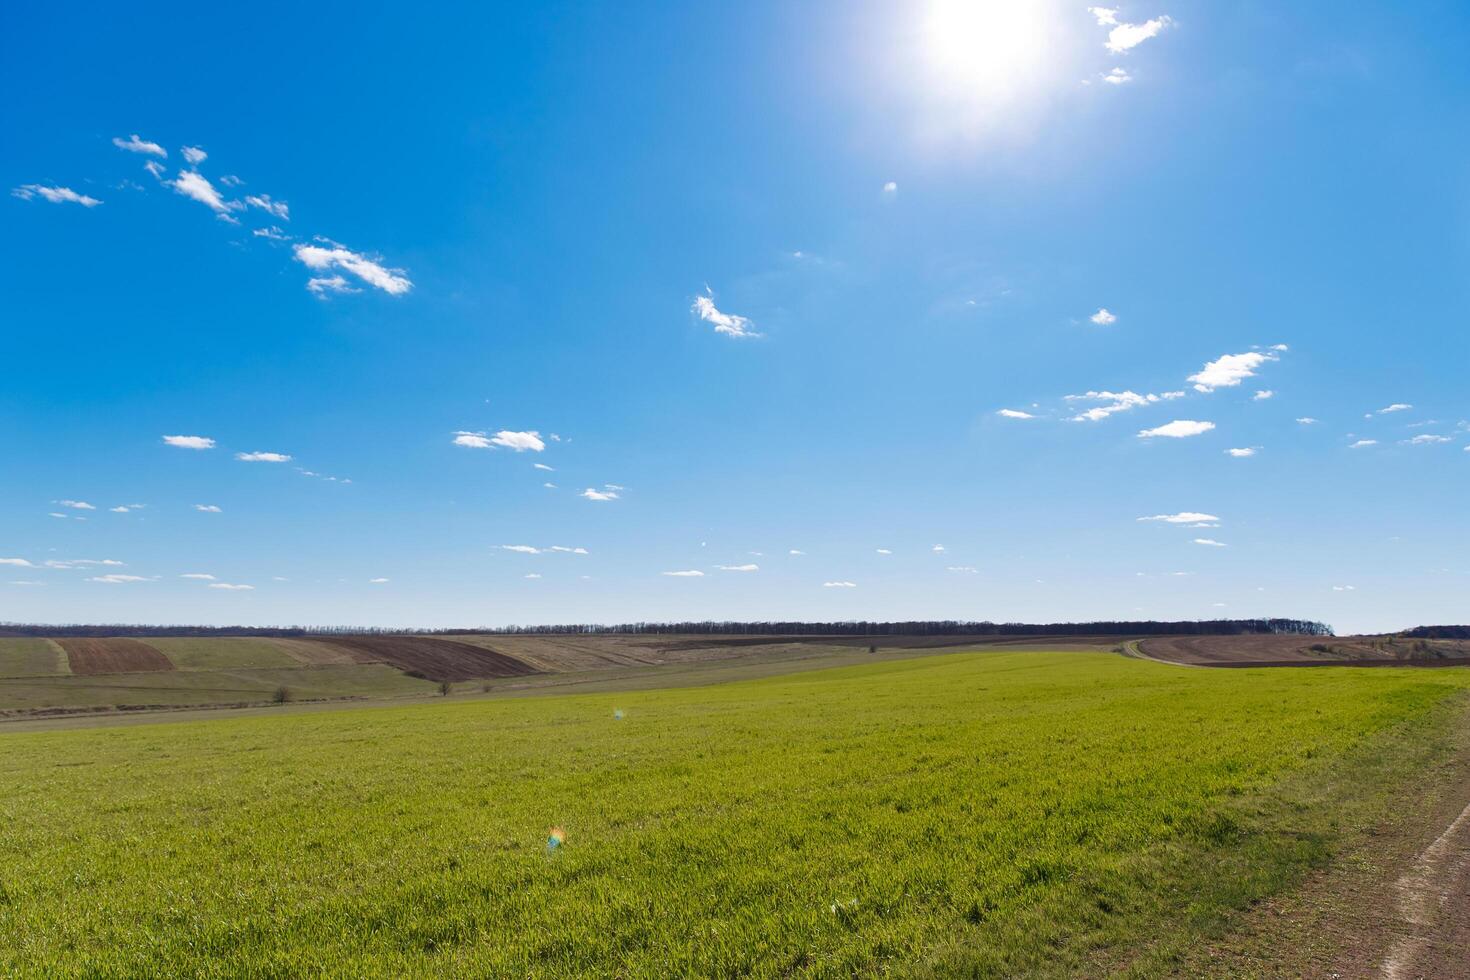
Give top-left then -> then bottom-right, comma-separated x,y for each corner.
2,1 -> 1467,634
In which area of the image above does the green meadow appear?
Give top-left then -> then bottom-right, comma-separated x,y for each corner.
1,651 -> 1465,977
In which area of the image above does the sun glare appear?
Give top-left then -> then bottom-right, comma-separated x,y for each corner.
921,0 -> 1057,105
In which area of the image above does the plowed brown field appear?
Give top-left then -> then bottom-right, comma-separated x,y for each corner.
57,638 -> 175,675
299,635 -> 539,682
1139,634 -> 1470,667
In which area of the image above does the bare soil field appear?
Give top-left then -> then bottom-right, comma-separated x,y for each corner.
305,635 -> 541,682
57,638 -> 175,675
1139,634 -> 1470,667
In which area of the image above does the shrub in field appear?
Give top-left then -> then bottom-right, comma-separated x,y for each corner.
272,686 -> 291,704
438,680 -> 453,696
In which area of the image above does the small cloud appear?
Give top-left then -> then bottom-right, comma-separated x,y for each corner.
235,451 -> 292,462
1405,434 -> 1451,446
1139,420 -> 1215,438
662,570 -> 705,577
1092,11 -> 1174,53
1066,390 -> 1183,422
180,573 -> 216,580
534,463 -> 554,471
501,545 -> 542,554
12,184 -> 102,207
789,549 -> 806,555
294,243 -> 411,295
453,430 -> 545,452
0,558 -> 35,567
1225,447 -> 1258,458
947,566 -> 978,573
254,226 -> 292,242
932,544 -> 945,553
605,483 -> 626,491
181,145 -> 207,165
208,582 -> 254,591
997,409 -> 1035,419
307,275 -> 359,297
1374,403 -> 1413,415
368,577 -> 389,584
1349,439 -> 1377,449
692,289 -> 759,339
171,170 -> 241,215
524,573 -> 542,579
716,564 -> 759,572
823,580 -> 858,588
1138,512 -> 1221,524
55,500 -> 95,510
7,580 -> 43,586
581,488 -> 619,501
882,181 -> 898,195
1100,67 -> 1132,85
1253,390 -> 1274,401
1090,308 -> 1118,325
1192,538 -> 1227,547
548,546 -> 589,554
112,134 -> 167,157
1189,351 -> 1278,393
163,434 -> 215,450
245,194 -> 289,220
194,504 -> 223,512
88,574 -> 153,584
1296,417 -> 1318,425
1332,585 -> 1356,592
543,482 -> 558,489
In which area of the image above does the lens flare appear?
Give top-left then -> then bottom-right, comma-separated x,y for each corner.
546,826 -> 565,851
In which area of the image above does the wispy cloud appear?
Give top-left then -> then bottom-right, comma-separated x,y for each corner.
1139,420 -> 1215,438
876,548 -> 892,555
171,170 -> 241,216
293,243 -> 411,296
662,570 -> 705,577
163,434 -> 215,450
55,499 -> 95,510
1253,390 -> 1274,401
1066,390 -> 1183,422
1404,434 -> 1451,445
44,559 -> 124,569
581,488 -> 620,501
1225,447 -> 1259,458
932,544 -> 946,553
180,573 -> 216,580
1296,417 -> 1318,425
194,503 -> 223,512
823,580 -> 858,588
209,582 -> 254,591
692,289 -> 759,339
109,504 -> 146,513
548,546 -> 589,554
947,565 -> 978,573
1349,439 -> 1377,449
181,145 -> 207,165
789,549 -> 806,556
1100,67 -> 1132,85
0,558 -> 35,567
1188,351 -> 1278,393
453,430 -> 545,452
1089,308 -> 1117,325
997,409 -> 1036,419
369,577 -> 389,584
715,564 -> 759,572
245,194 -> 289,220
1089,8 -> 1174,53
1372,403 -> 1413,415
1139,512 -> 1220,524
235,451 -> 292,462
1192,538 -> 1227,548
500,545 -> 542,554
534,463 -> 554,471
12,185 -> 101,207
89,574 -> 153,584
113,134 -> 167,157
307,275 -> 359,297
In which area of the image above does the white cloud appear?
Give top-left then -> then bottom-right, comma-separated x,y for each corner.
369,577 -> 390,584
12,184 -> 102,207
89,574 -> 152,584
171,170 -> 240,214
581,488 -> 619,501
947,565 -> 978,573
789,549 -> 806,555
1349,440 -> 1377,449
882,181 -> 898,195
1226,447 -> 1258,458
932,544 -> 945,553
453,430 -> 545,452
1139,420 -> 1215,438
1405,434 -> 1451,445
236,451 -> 292,462
7,580 -> 43,587
1095,12 -> 1174,53
181,145 -> 207,165
501,545 -> 542,554
163,434 -> 215,450
997,409 -> 1035,419
543,482 -> 557,489
254,226 -> 292,242
692,289 -> 759,339
1066,390 -> 1183,422
1374,403 -> 1413,415
1332,585 -> 1356,592
876,548 -> 892,555
716,564 -> 759,572
180,573 -> 216,580
605,483 -> 625,491
534,463 -> 554,471
307,275 -> 359,297
109,504 -> 145,513
0,558 -> 34,567
1090,308 -> 1118,325
245,194 -> 289,220
1100,67 -> 1132,85
293,243 -> 412,295
1192,538 -> 1227,548
144,160 -> 165,179
113,134 -> 166,157
55,499 -> 95,510
194,504 -> 223,512
1253,390 -> 1274,401
823,581 -> 858,588
1188,351 -> 1277,393
1138,512 -> 1220,524
524,573 -> 542,579
209,582 -> 254,591
44,559 -> 124,569
1296,417 -> 1318,425
662,570 -> 705,577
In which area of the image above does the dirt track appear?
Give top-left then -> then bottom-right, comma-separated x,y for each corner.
57,638 -> 175,674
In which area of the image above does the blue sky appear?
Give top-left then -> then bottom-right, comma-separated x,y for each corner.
3,1 -> 1466,634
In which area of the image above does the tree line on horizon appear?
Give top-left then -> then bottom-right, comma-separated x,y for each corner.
0,618 -> 1337,638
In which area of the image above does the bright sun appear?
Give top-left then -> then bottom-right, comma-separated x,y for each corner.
921,0 -> 1056,105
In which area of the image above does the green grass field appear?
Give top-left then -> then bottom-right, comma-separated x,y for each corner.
0,638 -> 68,677
1,650 -> 1466,977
